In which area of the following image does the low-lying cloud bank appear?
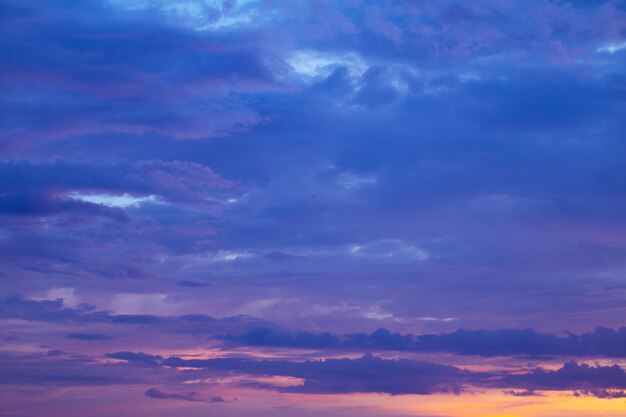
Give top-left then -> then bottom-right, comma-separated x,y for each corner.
160,354 -> 626,396
5,350 -> 626,398
4,295 -> 626,359
222,326 -> 626,358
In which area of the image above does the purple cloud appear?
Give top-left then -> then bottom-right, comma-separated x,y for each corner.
145,387 -> 226,403
221,326 -> 626,358
502,361 -> 626,391
66,333 -> 113,341
160,354 -> 468,395
573,389 -> 626,399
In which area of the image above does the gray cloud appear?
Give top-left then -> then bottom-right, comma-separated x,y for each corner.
221,326 -> 626,358
145,387 -> 226,403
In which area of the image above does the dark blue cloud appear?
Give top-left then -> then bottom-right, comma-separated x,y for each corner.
0,0 -> 277,148
145,387 -> 226,403
574,389 -> 626,399
0,295 -> 266,335
176,280 -> 212,288
0,296 -> 107,324
106,352 -> 163,367
0,352 -> 149,386
160,354 -> 626,395
8,294 -> 626,359
163,354 -> 467,395
226,326 -> 341,349
6,348 -> 626,398
503,389 -> 543,397
145,387 -> 198,401
221,326 -> 626,358
67,333 -> 113,341
503,361 -> 626,391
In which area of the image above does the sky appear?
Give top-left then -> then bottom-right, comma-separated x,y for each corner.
1,0 -> 626,416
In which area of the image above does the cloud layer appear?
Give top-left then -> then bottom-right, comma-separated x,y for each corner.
2,0 -> 626,416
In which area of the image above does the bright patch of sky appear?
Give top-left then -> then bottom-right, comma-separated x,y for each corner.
36,287 -> 81,307
106,0 -> 269,31
69,192 -> 159,208
597,41 -> 626,54
106,293 -> 172,315
348,239 -> 430,261
417,317 -> 457,322
288,50 -> 368,80
336,173 -> 378,189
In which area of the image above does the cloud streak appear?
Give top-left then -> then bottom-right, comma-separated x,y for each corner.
221,326 -> 626,358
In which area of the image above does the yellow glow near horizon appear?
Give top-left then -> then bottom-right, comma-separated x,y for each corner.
367,390 -> 626,417
253,389 -> 626,417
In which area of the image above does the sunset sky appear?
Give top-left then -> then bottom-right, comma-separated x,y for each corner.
2,1 -> 626,416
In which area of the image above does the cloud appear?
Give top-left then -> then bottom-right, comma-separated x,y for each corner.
503,389 -> 543,397
0,160 -> 234,215
66,333 -> 113,341
221,326 -> 626,358
573,389 -> 626,399
0,0 -> 277,147
502,361 -> 626,391
0,295 -> 266,336
145,387 -> 198,401
145,387 -> 226,403
0,159 -> 240,280
159,354 -> 626,395
162,354 -> 467,395
176,280 -> 212,288
106,352 -> 163,367
0,296 -> 106,324
3,1 -> 626,413
5,295 -> 626,362
224,326 -> 341,349
2,0 -> 625,335
6,347 -> 626,398
0,351 -> 150,387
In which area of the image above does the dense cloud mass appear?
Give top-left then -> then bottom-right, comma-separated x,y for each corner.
6,348 -> 626,398
221,326 -> 626,357
5,295 -> 626,358
0,0 -> 625,334
0,295 -> 268,335
145,387 -> 226,402
161,354 -> 467,395
2,0 -> 626,416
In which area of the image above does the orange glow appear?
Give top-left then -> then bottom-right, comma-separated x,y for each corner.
342,390 -> 626,417
234,389 -> 626,417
